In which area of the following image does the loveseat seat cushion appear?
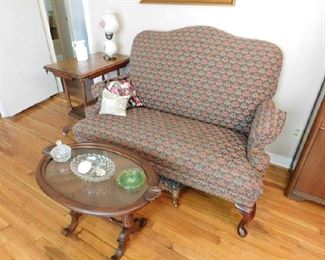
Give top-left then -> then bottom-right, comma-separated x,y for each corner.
73,108 -> 263,206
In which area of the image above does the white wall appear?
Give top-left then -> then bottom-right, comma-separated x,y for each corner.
86,0 -> 325,167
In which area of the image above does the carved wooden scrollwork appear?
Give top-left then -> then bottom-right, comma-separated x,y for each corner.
145,186 -> 161,202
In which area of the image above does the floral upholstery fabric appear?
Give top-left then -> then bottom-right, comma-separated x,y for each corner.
247,99 -> 286,172
85,81 -> 103,117
73,108 -> 263,206
91,81 -> 107,100
73,26 -> 286,207
130,26 -> 283,135
85,102 -> 100,117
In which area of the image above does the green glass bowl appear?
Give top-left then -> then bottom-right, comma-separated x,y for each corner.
116,169 -> 146,190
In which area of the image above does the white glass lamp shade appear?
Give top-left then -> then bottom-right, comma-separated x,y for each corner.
101,11 -> 119,34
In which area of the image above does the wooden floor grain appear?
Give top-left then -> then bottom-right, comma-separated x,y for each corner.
0,93 -> 325,260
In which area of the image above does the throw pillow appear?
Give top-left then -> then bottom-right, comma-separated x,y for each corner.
106,80 -> 143,108
99,89 -> 130,116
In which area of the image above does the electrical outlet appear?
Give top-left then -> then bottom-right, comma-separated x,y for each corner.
292,128 -> 302,139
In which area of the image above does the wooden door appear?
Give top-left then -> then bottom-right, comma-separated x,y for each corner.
286,96 -> 325,205
0,0 -> 59,117
295,129 -> 325,199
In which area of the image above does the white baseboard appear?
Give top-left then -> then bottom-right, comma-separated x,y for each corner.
267,152 -> 292,169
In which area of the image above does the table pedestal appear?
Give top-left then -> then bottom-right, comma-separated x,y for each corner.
111,214 -> 147,260
62,210 -> 147,260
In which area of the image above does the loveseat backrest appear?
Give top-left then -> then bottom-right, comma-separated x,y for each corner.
130,26 -> 282,135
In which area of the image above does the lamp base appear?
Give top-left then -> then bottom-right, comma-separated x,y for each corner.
103,54 -> 117,61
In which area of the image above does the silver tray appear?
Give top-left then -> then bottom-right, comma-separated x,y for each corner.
70,153 -> 115,182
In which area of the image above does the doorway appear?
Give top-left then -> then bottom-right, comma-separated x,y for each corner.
42,0 -> 91,102
43,0 -> 89,61
0,0 -> 60,117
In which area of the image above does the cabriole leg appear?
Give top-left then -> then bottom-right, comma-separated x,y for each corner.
235,203 -> 256,237
172,190 -> 180,208
62,210 -> 82,236
110,214 -> 147,260
158,176 -> 184,208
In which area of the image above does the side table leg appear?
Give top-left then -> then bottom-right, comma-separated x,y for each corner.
62,126 -> 69,135
61,78 -> 73,111
111,214 -> 147,260
62,210 -> 82,236
62,114 -> 74,135
172,189 -> 180,208
61,78 -> 74,135
81,79 -> 88,106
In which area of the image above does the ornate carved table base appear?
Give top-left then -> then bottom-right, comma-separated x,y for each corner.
62,211 -> 82,236
62,210 -> 147,260
111,214 -> 147,260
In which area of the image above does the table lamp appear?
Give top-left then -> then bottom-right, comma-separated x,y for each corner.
100,11 -> 119,60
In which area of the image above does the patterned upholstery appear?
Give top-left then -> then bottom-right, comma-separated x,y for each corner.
73,108 -> 263,206
73,26 -> 286,207
91,80 -> 107,100
247,99 -> 286,172
85,102 -> 100,117
130,26 -> 283,135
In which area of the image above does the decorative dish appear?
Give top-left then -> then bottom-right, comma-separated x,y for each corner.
70,153 -> 115,182
117,168 -> 146,190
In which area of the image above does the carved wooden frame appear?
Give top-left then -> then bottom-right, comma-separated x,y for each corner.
140,0 -> 235,5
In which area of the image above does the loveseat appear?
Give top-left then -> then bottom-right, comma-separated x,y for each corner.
73,26 -> 286,237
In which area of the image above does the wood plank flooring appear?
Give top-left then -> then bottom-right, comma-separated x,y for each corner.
0,93 -> 325,259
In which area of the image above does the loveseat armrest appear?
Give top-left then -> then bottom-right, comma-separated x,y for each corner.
247,99 -> 286,172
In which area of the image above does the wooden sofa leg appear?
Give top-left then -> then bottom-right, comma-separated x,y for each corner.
159,176 -> 185,208
235,203 -> 256,237
172,190 -> 180,208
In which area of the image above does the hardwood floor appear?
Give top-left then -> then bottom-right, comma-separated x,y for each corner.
0,93 -> 324,260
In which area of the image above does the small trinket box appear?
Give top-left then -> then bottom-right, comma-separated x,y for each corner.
50,140 -> 71,162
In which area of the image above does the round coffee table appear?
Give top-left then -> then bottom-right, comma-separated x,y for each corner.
36,142 -> 161,260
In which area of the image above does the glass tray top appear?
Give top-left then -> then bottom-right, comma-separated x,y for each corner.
40,146 -> 155,210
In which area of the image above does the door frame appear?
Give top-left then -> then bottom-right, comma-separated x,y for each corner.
38,0 -> 93,92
